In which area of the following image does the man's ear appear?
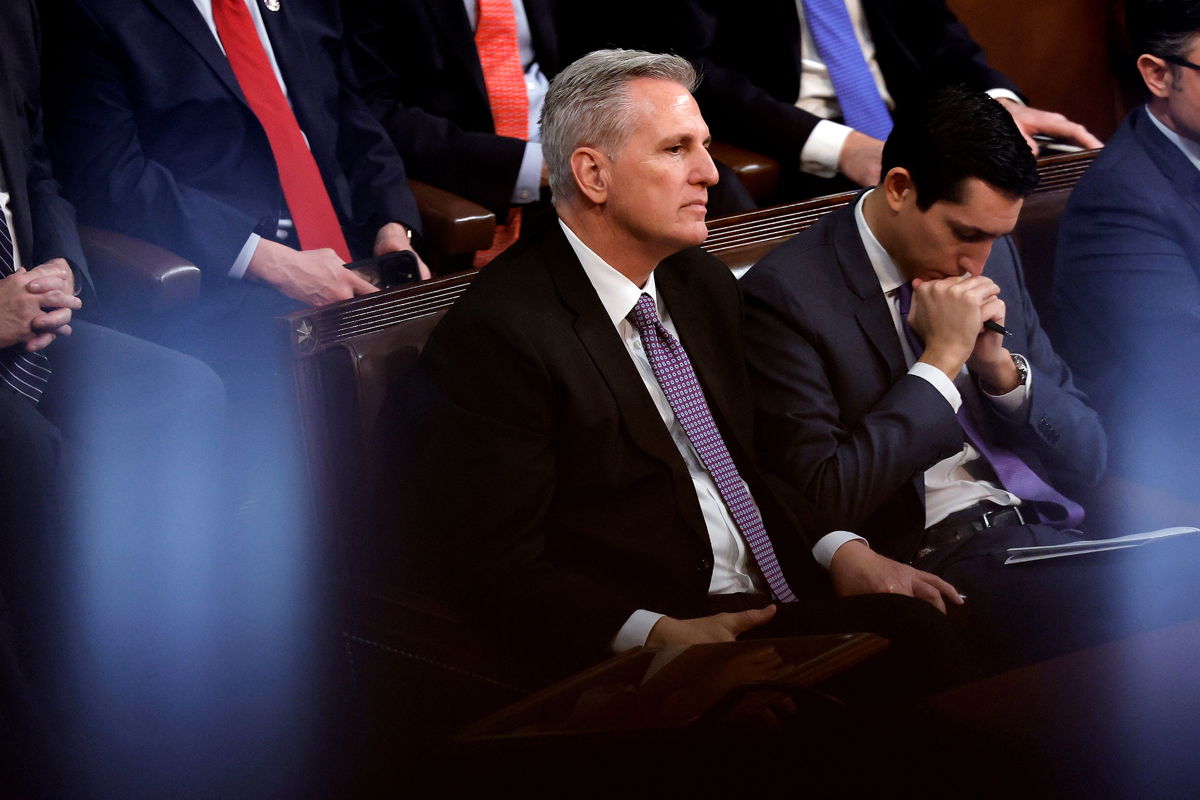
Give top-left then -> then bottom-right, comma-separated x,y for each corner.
882,167 -> 914,213
1137,54 -> 1174,99
570,147 -> 610,204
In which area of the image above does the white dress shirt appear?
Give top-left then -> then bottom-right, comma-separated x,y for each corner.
463,0 -> 548,205
0,190 -> 23,272
791,0 -> 1021,178
559,220 -> 772,652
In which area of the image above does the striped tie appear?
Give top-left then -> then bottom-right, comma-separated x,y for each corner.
0,191 -> 50,403
628,293 -> 797,603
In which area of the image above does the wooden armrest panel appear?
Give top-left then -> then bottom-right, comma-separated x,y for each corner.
78,224 -> 201,313
409,179 -> 496,256
708,141 -> 781,204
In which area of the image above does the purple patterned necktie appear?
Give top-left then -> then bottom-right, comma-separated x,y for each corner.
627,293 -> 797,603
0,168 -> 50,404
801,0 -> 893,141
896,282 -> 1084,528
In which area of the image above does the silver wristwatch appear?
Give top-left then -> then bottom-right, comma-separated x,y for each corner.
1011,353 -> 1030,386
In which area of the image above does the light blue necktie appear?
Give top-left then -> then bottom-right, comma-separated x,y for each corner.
802,0 -> 894,141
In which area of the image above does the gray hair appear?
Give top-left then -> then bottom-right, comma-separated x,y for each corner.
540,49 -> 699,202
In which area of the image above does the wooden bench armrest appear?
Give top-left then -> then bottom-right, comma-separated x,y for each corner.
78,224 -> 201,314
708,141 -> 781,205
409,179 -> 496,258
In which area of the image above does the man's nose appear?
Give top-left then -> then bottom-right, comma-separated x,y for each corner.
694,147 -> 720,186
959,243 -> 994,276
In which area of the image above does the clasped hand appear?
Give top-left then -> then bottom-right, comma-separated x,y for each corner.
0,258 -> 80,351
908,274 -> 1018,392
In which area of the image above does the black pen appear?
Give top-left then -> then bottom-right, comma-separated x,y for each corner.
984,320 -> 1012,337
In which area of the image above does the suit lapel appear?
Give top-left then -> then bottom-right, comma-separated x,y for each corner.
255,0 -> 322,133
544,228 -> 693,481
831,206 -> 908,382
147,0 -> 248,106
1134,107 -> 1200,221
430,0 -> 489,103
656,252 -> 746,451
831,205 -> 929,510
0,66 -> 33,260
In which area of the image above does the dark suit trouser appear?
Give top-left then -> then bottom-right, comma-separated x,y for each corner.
0,319 -> 230,797
917,524 -> 1200,673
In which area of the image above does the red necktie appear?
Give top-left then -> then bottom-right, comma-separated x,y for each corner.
473,0 -> 528,266
212,0 -> 352,262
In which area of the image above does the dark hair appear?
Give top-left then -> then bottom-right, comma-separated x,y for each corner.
880,85 -> 1038,210
1126,0 -> 1200,63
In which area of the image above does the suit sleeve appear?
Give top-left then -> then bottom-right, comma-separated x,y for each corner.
407,301 -> 642,665
983,237 -> 1106,501
877,0 -> 1021,100
742,260 -> 963,533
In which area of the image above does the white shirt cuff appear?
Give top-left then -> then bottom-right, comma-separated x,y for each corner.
980,363 -> 1033,417
228,232 -> 261,280
812,530 -> 869,569
611,609 -> 666,653
511,142 -> 543,205
800,119 -> 852,178
987,88 -> 1023,106
909,360 -> 962,412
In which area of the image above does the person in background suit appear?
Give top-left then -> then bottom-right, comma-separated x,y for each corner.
407,49 -> 967,705
345,0 -> 564,224
743,86 -> 1200,671
40,0 -> 427,397
1055,0 -> 1200,510
344,0 -> 754,265
0,0 -> 229,793
590,0 -> 1103,199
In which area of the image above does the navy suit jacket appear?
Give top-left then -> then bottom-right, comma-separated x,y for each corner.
0,0 -> 87,288
406,222 -> 826,667
345,0 -> 565,218
1055,108 -> 1200,500
741,203 -> 1105,561
584,0 -> 1018,177
41,0 -> 419,281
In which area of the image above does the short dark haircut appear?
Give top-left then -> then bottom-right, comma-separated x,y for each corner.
1126,0 -> 1200,63
880,85 -> 1038,210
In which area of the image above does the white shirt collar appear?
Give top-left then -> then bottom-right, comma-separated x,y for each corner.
1145,104 -> 1200,173
558,218 -> 663,327
853,189 -> 905,294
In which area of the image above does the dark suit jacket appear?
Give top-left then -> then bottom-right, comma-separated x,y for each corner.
40,0 -> 419,281
741,203 -> 1105,561
593,0 -> 1017,185
345,0 -> 564,218
0,0 -> 87,287
1055,108 -> 1200,500
406,222 -> 826,667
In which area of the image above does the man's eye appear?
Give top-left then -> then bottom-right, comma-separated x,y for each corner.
666,145 -> 684,154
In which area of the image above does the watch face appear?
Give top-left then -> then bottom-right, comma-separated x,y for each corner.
1012,354 -> 1029,384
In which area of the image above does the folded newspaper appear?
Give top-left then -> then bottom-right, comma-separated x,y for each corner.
1005,526 -> 1200,565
